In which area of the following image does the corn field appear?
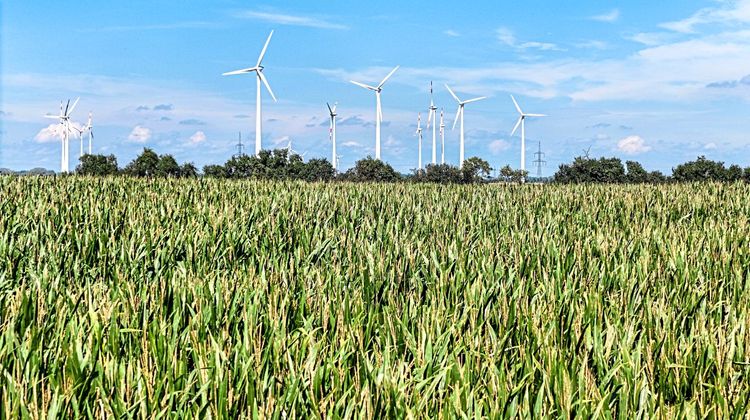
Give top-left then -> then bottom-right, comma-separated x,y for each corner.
1,176 -> 749,418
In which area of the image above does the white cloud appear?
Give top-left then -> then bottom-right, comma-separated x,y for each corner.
617,135 -> 651,154
488,139 -> 511,154
189,131 -> 206,145
443,29 -> 460,37
591,9 -> 620,23
234,10 -> 348,30
627,32 -> 670,46
341,141 -> 362,148
35,122 -> 84,143
496,27 -> 559,51
660,0 -> 750,33
704,142 -> 717,150
576,40 -> 608,50
128,125 -> 151,143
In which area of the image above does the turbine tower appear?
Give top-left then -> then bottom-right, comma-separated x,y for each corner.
415,112 -> 423,170
45,97 -> 79,173
350,65 -> 399,160
439,108 -> 445,164
83,112 -> 94,155
426,82 -> 438,165
445,84 -> 486,168
327,102 -> 337,171
223,30 -> 277,157
510,95 -> 546,182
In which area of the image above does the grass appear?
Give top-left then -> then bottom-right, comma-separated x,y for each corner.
1,176 -> 749,418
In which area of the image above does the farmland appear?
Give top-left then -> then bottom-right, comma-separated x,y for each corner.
1,176 -> 749,417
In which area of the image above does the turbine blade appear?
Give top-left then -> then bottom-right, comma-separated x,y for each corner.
64,99 -> 70,115
510,95 -> 522,114
67,97 -> 80,116
511,117 -> 522,136
350,80 -> 377,90
378,65 -> 400,88
525,113 -> 547,117
44,115 -> 60,119
222,67 -> 258,76
427,109 -> 433,128
327,102 -> 333,115
256,30 -> 274,67
258,71 -> 277,102
445,84 -> 460,103
452,106 -> 461,130
462,96 -> 487,104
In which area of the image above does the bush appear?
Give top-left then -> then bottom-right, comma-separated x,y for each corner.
340,157 -> 401,182
76,154 -> 119,176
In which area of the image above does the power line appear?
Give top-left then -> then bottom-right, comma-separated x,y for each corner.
234,132 -> 245,158
533,141 -> 546,177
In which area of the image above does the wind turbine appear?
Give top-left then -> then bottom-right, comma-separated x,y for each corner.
510,95 -> 547,182
350,65 -> 399,160
223,30 -> 277,157
45,97 -> 79,173
415,112 -> 423,170
287,138 -> 306,160
83,112 -> 94,155
426,82 -> 438,165
445,84 -> 486,168
439,108 -> 445,164
327,102 -> 337,171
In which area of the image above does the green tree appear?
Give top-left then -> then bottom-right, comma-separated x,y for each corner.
727,164 -> 743,182
202,164 -> 227,178
300,158 -> 335,182
461,157 -> 492,183
156,154 -> 181,177
180,162 -> 198,178
672,156 -> 728,182
555,156 -> 626,183
341,157 -> 401,182
76,154 -> 119,176
418,163 -> 463,184
625,160 -> 649,183
124,148 -> 160,177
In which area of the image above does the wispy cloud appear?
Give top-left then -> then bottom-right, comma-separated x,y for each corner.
128,126 -> 152,143
86,21 -> 216,32
234,10 -> 348,30
189,131 -> 206,145
617,135 -> 651,154
488,139 -> 511,154
443,29 -> 460,37
179,118 -> 206,126
154,104 -> 174,111
496,27 -> 560,51
660,0 -> 750,33
590,9 -> 620,23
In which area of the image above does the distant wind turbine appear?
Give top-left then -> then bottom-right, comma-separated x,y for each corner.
510,95 -> 547,182
426,82 -> 438,165
44,97 -> 79,173
83,112 -> 94,155
439,108 -> 445,164
415,112 -> 423,170
223,30 -> 277,157
445,84 -> 486,168
350,65 -> 399,160
327,102 -> 338,171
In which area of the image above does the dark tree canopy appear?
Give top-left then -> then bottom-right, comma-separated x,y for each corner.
340,156 -> 401,182
124,148 -> 160,177
461,157 -> 493,183
76,154 -> 119,176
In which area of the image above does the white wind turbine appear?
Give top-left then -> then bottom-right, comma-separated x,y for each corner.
223,30 -> 277,157
350,65 -> 399,160
327,102 -> 337,171
445,84 -> 486,168
44,97 -> 79,173
426,82 -> 438,165
439,108 -> 445,164
415,112 -> 423,170
83,112 -> 94,155
510,95 -> 546,182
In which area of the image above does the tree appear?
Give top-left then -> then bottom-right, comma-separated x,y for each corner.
727,164 -> 743,182
341,157 -> 401,182
625,160 -> 649,183
300,158 -> 335,182
672,156 -> 728,182
418,163 -> 463,184
180,162 -> 198,178
744,167 -> 750,183
554,156 -> 626,183
76,154 -> 118,176
156,154 -> 181,177
461,157 -> 492,183
202,164 -> 227,178
124,148 -> 160,177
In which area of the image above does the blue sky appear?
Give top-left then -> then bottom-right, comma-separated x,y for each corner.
2,0 -> 750,174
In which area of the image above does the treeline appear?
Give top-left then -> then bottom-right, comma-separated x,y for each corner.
72,148 -> 750,184
554,155 -> 750,183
